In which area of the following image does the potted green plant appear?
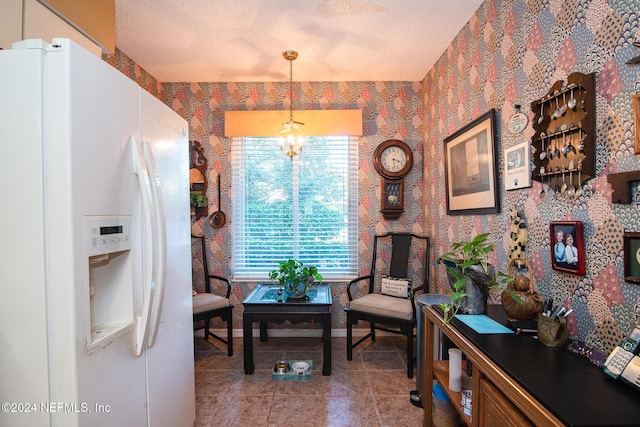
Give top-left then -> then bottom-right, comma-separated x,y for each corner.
269,259 -> 323,299
190,193 -> 208,209
438,233 -> 520,323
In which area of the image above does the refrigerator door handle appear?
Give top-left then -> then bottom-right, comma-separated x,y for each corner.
142,140 -> 167,348
131,137 -> 156,357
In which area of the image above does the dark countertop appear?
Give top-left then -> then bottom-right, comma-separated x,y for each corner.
449,306 -> 640,426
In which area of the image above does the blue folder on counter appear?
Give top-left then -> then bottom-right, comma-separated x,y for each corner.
456,314 -> 514,334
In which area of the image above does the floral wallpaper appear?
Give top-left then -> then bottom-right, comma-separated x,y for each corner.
425,0 -> 640,353
103,50 -> 427,330
107,0 -> 640,354
103,49 -> 164,98
163,80 -> 426,331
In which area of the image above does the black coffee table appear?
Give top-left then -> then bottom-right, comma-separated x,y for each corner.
242,283 -> 333,375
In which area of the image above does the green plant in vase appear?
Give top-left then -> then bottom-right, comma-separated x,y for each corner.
438,233 -> 520,324
269,259 -> 323,299
190,193 -> 208,208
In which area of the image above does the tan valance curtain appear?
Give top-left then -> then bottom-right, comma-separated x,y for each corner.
224,110 -> 363,137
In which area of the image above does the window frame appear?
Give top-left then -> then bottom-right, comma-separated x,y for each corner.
231,135 -> 359,281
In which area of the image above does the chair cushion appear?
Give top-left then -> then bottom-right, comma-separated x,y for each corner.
192,292 -> 230,314
348,293 -> 414,321
379,275 -> 412,298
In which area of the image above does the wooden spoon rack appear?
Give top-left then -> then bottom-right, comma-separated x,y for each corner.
530,72 -> 596,191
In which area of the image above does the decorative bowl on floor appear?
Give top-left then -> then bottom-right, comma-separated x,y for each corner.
292,361 -> 309,375
273,361 -> 291,374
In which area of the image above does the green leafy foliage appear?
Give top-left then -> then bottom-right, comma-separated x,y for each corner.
268,259 -> 323,288
439,233 -> 495,273
190,193 -> 208,208
438,233 -> 516,324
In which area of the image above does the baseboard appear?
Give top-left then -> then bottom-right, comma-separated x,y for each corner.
199,328 -> 395,338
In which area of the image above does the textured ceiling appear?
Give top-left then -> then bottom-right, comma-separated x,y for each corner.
115,0 -> 484,83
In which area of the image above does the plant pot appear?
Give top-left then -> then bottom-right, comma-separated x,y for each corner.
283,280 -> 309,300
446,264 -> 493,315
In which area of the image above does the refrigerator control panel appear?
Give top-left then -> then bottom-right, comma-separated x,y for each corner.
84,216 -> 132,255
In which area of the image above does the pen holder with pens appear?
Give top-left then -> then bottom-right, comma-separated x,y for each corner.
537,313 -> 569,347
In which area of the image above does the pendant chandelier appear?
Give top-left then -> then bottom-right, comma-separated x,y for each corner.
280,50 -> 304,159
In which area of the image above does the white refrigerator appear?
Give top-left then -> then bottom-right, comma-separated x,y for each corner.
0,38 -> 195,427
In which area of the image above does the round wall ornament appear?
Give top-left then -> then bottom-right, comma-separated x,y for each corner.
508,112 -> 528,134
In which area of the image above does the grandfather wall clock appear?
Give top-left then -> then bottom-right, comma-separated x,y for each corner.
373,139 -> 413,219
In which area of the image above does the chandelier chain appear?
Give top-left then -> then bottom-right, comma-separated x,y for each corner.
280,50 -> 303,159
289,57 -> 294,123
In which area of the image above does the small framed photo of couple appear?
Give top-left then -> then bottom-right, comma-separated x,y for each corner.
623,232 -> 640,284
550,221 -> 585,275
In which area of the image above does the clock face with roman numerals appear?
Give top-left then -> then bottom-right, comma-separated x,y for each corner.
373,139 -> 413,179
381,146 -> 407,173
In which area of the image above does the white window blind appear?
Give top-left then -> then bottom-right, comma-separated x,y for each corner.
231,136 -> 359,279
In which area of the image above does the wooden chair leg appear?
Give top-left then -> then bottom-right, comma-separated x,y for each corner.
204,319 -> 210,340
370,322 -> 376,341
226,311 -> 233,356
346,312 -> 353,361
406,331 -> 414,379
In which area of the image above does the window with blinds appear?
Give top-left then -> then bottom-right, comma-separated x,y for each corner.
231,136 -> 359,280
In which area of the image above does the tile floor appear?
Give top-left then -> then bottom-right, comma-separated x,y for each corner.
193,333 -> 425,426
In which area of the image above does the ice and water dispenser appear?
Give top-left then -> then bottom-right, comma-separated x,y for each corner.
84,216 -> 134,351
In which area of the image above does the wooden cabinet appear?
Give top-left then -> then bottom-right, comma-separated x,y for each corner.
43,0 -> 115,52
422,305 -> 640,426
423,305 -> 640,426
432,360 -> 471,426
0,0 -> 22,49
477,379 -> 532,427
422,305 -> 562,427
1,0 -> 110,54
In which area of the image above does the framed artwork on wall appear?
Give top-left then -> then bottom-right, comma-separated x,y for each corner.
550,221 -> 585,275
623,231 -> 640,284
504,140 -> 531,190
444,109 -> 500,215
